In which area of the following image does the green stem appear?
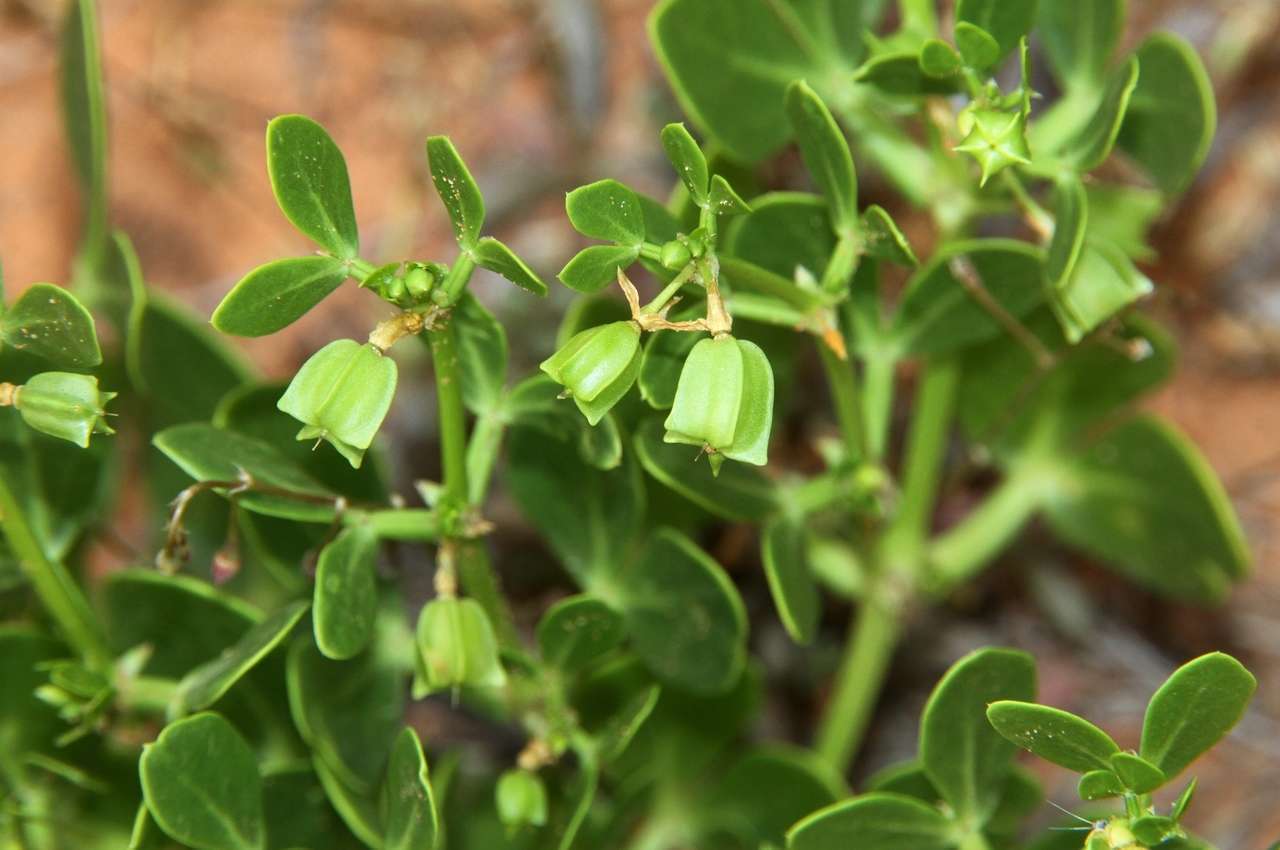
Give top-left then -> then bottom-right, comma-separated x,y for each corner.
818,343 -> 864,462
464,412 -> 506,507
427,314 -> 521,651
428,322 -> 469,506
0,478 -> 111,672
885,359 -> 960,554
814,583 -> 904,770
861,353 -> 896,464
816,359 -> 959,773
927,469 -> 1046,595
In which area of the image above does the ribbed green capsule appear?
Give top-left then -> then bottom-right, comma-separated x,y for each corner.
495,769 -> 548,831
414,597 -> 506,697
954,106 -> 1031,186
277,339 -> 397,468
539,320 -> 641,425
663,335 -> 774,473
15,372 -> 116,447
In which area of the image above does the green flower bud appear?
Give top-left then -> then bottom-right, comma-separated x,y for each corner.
659,239 -> 692,271
277,339 -> 397,469
14,372 -> 116,447
539,321 -> 641,425
495,769 -> 548,831
953,107 -> 1031,186
403,263 -> 436,300
663,335 -> 774,472
414,596 -> 506,697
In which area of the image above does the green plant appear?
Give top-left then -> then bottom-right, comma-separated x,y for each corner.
0,1 -> 1257,849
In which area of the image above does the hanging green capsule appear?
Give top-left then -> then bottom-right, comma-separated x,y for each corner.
277,339 -> 397,468
495,768 -> 548,831
539,320 -> 641,425
414,596 -> 506,697
663,335 -> 773,473
14,371 -> 116,447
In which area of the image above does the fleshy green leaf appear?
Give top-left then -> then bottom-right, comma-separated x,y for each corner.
536,594 -> 625,671
1042,415 -> 1250,601
660,122 -> 709,203
955,0 -> 1035,64
785,81 -> 858,235
986,701 -> 1120,772
709,746 -> 844,849
919,40 -> 963,78
648,0 -> 870,163
1058,57 -> 1139,170
262,766 -> 355,850
1139,652 -> 1256,779
617,528 -> 747,695
565,179 -> 645,246
1038,0 -> 1123,88
1,283 -> 101,369
104,570 -> 258,678
171,600 -> 310,716
286,639 -> 404,793
266,115 -> 359,258
954,22 -> 1001,72
314,525 -> 379,660
140,713 -> 265,850
1046,175 -> 1088,289
920,648 -> 1036,822
726,192 -> 834,282
1109,752 -> 1165,793
506,374 -> 623,471
507,420 -> 643,584
853,53 -> 960,97
472,237 -> 548,296
862,205 -> 917,266
787,793 -> 954,850
1051,239 -> 1152,343
761,516 -> 819,644
635,416 -> 776,522
709,175 -> 752,218
1077,769 -> 1125,801
453,292 -> 508,415
154,423 -> 337,522
212,257 -> 349,337
558,244 -> 641,294
380,728 -> 439,850
426,136 -> 485,249
59,0 -> 107,250
890,240 -> 1043,356
313,755 -> 381,849
1118,34 -> 1216,195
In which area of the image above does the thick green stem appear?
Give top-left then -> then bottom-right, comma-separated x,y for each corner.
816,359 -> 959,773
886,359 -> 960,554
818,343 -> 864,463
927,469 -> 1046,595
814,583 -> 904,770
861,353 -> 896,463
427,315 -> 520,650
428,321 -> 470,506
0,477 -> 111,672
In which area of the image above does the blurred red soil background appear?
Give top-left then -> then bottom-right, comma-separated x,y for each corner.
2,0 -> 1280,843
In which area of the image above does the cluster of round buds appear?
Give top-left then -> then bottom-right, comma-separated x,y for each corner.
362,261 -> 449,309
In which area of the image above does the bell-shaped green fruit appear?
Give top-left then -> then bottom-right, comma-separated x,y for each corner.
539,320 -> 641,425
954,107 -> 1031,186
663,335 -> 774,471
15,372 -> 116,447
495,769 -> 548,830
277,339 -> 397,468
414,596 -> 506,697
